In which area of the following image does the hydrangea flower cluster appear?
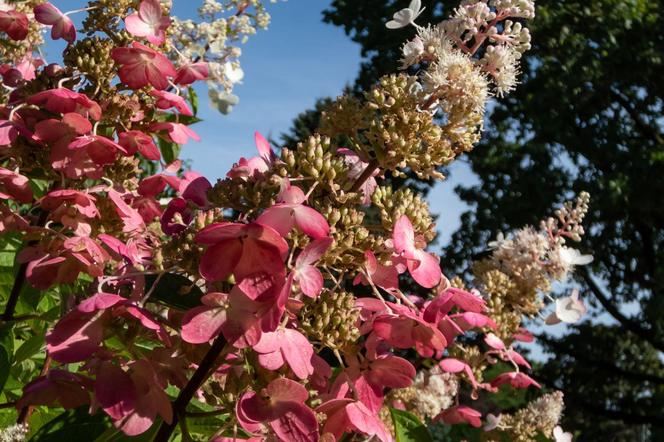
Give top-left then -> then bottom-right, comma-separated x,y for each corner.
168,0 -> 277,114
0,0 -> 587,441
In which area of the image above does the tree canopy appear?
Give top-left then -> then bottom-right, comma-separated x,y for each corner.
296,0 -> 664,439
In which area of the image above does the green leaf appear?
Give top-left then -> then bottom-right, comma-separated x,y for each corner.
0,345 -> 10,392
188,87 -> 199,116
28,407 -> 111,442
94,420 -> 161,442
158,137 -> 181,164
13,333 -> 44,365
145,273 -> 203,310
28,179 -> 50,198
390,408 -> 433,442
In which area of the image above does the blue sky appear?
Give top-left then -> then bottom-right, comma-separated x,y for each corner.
42,0 -> 477,246
170,0 -> 479,247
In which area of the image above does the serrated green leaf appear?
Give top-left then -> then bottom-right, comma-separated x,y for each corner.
158,137 -> 181,164
145,273 -> 203,310
390,408 -> 433,442
94,420 -> 161,442
13,333 -> 44,364
0,345 -> 10,392
28,179 -> 50,198
188,87 -> 199,116
28,407 -> 111,442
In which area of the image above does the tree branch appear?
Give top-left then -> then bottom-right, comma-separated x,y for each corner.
580,267 -> 664,353
611,90 -> 664,146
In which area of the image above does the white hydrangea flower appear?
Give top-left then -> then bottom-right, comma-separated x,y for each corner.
553,426 -> 573,442
481,44 -> 520,96
490,0 -> 536,20
484,413 -> 502,431
410,365 -> 458,419
422,45 -> 489,115
223,62 -> 244,84
386,0 -> 425,29
0,424 -> 28,442
209,88 -> 239,115
545,289 -> 587,325
558,246 -> 594,268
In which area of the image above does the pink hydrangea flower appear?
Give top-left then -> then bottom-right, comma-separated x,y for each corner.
118,130 -> 160,160
353,250 -> 399,292
149,90 -> 193,116
338,148 -> 379,204
292,237 -> 332,298
150,122 -> 200,144
436,405 -> 482,428
17,369 -> 92,410
195,222 -> 289,283
0,167 -> 33,203
317,399 -> 392,442
253,328 -> 315,379
227,132 -> 275,180
124,0 -> 170,45
491,371 -> 541,389
111,42 -> 177,90
256,182 -> 330,239
0,9 -> 29,40
236,378 -> 319,441
392,215 -> 441,288
174,62 -> 209,85
28,88 -> 102,120
34,3 -> 76,43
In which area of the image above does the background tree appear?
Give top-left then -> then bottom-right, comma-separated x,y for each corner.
282,0 -> 664,439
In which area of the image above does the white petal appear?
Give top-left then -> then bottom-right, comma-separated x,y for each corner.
386,8 -> 415,29
408,0 -> 422,14
574,253 -> 594,265
556,298 -> 584,323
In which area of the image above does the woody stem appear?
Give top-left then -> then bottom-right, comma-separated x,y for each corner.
1,208 -> 49,322
153,335 -> 227,442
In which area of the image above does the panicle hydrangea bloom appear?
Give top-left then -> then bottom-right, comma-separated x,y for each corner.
168,0 -> 278,114
0,0 -> 591,440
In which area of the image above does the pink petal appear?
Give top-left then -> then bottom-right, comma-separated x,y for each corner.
407,249 -> 441,288
181,306 -> 227,344
256,205 -> 294,237
368,356 -> 415,389
254,131 -> 273,164
46,312 -> 104,363
198,239 -> 242,281
282,328 -> 314,379
266,377 -> 309,403
346,402 -> 392,442
439,358 -> 467,373
296,265 -> 323,298
293,205 -> 330,239
484,333 -> 505,350
95,363 -> 136,420
296,237 -> 333,266
269,402 -> 319,442
194,222 -> 244,244
393,215 -> 415,254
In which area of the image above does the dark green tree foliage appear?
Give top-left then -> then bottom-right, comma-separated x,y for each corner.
289,0 -> 664,439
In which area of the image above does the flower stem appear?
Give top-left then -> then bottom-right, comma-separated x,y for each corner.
153,335 -> 227,442
349,159 -> 379,193
1,208 -> 49,322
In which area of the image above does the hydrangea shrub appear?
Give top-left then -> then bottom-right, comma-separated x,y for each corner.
0,1 -> 590,441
